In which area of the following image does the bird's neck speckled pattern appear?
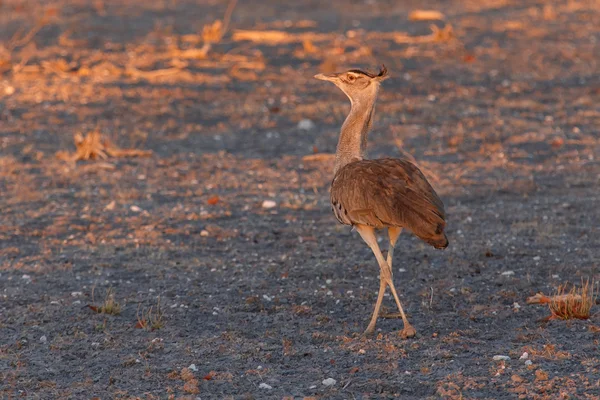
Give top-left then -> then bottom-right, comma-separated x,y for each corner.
334,86 -> 379,174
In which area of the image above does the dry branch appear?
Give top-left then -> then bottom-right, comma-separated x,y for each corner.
56,132 -> 152,163
409,10 -> 446,21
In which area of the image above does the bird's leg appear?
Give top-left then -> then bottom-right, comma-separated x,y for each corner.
386,227 -> 402,273
356,225 -> 415,338
380,227 -> 404,319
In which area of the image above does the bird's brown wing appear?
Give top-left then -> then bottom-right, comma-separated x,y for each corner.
330,158 -> 448,248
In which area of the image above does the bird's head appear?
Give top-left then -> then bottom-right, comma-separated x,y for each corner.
314,65 -> 389,103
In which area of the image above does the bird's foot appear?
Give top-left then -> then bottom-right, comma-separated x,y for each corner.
399,324 -> 416,339
361,325 -> 376,338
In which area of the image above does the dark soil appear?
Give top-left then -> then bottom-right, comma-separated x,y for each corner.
1,0 -> 600,398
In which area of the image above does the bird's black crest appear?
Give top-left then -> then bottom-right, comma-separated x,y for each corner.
348,65 -> 388,79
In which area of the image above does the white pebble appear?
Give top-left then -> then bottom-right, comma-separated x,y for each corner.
501,271 -> 515,276
519,352 -> 529,360
262,200 -> 277,209
259,383 -> 272,390
322,378 -> 337,386
130,205 -> 142,212
39,335 -> 47,343
533,256 -> 541,261
263,294 -> 273,302
297,119 -> 315,130
493,355 -> 510,361
200,230 -> 209,237
524,360 -> 532,366
71,292 -> 83,297
188,364 -> 198,372
22,274 -> 31,280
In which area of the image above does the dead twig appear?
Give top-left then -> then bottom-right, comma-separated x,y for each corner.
56,131 -> 152,163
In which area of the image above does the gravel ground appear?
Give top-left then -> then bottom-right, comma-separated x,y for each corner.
1,0 -> 600,398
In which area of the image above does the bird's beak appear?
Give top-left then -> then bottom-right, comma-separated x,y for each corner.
314,73 -> 337,82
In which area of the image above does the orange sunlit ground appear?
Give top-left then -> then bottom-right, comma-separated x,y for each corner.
1,0 -> 599,398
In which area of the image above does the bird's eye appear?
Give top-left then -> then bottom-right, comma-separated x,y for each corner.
347,74 -> 356,82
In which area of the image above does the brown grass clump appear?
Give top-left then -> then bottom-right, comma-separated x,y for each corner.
56,131 -> 152,162
88,287 -> 121,315
528,280 -> 596,320
136,297 -> 165,330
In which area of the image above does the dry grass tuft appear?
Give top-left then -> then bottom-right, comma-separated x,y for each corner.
528,280 -> 596,320
88,287 -> 121,315
56,131 -> 152,162
136,297 -> 165,330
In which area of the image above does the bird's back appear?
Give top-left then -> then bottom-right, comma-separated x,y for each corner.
330,158 -> 448,249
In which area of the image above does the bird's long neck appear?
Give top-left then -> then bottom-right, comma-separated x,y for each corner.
334,91 -> 378,174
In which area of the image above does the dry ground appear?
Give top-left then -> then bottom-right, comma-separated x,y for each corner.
1,0 -> 600,398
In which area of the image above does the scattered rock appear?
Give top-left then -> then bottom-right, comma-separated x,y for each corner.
262,200 -> 277,209
493,355 -> 510,361
104,201 -> 116,211
263,294 -> 273,302
188,364 -> 198,372
39,335 -> 47,343
200,230 -> 209,237
297,119 -> 315,130
71,292 -> 83,297
525,360 -> 533,366
259,383 -> 272,390
501,271 -> 515,276
130,205 -> 142,212
519,352 -> 529,360
322,378 -> 336,386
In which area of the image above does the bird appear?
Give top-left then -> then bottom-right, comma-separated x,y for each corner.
314,65 -> 448,338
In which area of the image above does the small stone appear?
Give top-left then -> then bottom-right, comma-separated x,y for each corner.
524,360 -> 532,366
297,119 -> 315,130
4,86 -> 15,95
493,355 -> 510,361
39,335 -> 47,343
200,230 -> 209,237
130,205 -> 142,212
22,274 -> 31,280
501,271 -> 515,276
263,294 -> 273,302
259,383 -> 272,390
533,256 -> 541,261
322,378 -> 336,386
262,200 -> 277,209
188,364 -> 198,372
519,352 -> 529,360
71,292 -> 83,297
104,201 -> 116,211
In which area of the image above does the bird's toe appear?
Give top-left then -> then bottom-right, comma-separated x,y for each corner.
399,325 -> 417,339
